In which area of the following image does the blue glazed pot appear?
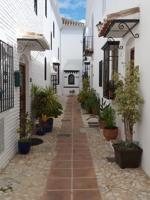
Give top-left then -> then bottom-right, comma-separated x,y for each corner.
18,141 -> 31,154
46,118 -> 53,132
36,126 -> 47,135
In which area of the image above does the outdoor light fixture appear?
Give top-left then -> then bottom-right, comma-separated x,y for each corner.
96,21 -> 102,32
119,45 -> 123,50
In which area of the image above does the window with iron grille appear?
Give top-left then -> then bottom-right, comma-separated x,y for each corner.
58,47 -> 59,60
45,0 -> 47,18
34,0 -> 38,15
0,40 -> 14,113
51,75 -> 57,93
53,22 -> 55,38
50,32 -> 53,50
102,41 -> 119,99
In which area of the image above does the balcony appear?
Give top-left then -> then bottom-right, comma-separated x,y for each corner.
83,36 -> 93,56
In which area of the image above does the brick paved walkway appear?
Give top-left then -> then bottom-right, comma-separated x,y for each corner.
42,96 -> 101,200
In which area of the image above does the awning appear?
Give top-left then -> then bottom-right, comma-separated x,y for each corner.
52,57 -> 60,65
98,7 -> 140,38
17,32 -> 50,51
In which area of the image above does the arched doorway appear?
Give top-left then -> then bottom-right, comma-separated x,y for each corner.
125,37 -> 135,66
68,74 -> 75,85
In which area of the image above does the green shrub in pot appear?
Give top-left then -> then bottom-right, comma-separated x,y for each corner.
113,64 -> 144,168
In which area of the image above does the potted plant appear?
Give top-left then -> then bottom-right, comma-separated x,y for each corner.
99,98 -> 110,129
78,77 -> 90,109
31,86 -> 63,134
103,106 -> 118,141
113,64 -> 144,168
17,113 -> 33,154
84,89 -> 100,115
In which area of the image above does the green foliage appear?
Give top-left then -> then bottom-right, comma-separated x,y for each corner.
99,98 -> 110,120
82,77 -> 90,90
78,90 -> 90,108
113,141 -> 140,150
31,85 -> 63,119
78,77 -> 100,115
78,77 -> 90,108
102,106 -> 116,128
113,64 -> 144,142
84,89 -> 100,115
17,113 -> 33,141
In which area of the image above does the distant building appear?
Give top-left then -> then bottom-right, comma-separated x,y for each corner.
60,18 -> 84,95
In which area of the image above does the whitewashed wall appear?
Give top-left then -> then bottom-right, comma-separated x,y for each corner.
0,1 -> 19,168
131,0 -> 150,177
86,0 -> 150,177
61,26 -> 84,95
86,0 -> 106,96
0,0 -> 61,169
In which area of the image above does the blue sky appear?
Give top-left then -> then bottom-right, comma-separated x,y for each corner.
57,0 -> 86,22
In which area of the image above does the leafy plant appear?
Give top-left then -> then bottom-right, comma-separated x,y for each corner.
84,89 -> 100,115
113,141 -> 140,150
78,77 -> 90,107
113,64 -> 144,142
103,106 -> 116,128
31,86 -> 63,119
99,98 -> 110,121
17,113 -> 33,141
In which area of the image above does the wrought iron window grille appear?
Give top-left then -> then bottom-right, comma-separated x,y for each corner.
0,40 -> 14,113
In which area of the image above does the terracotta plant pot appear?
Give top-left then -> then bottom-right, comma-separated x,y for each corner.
103,127 -> 118,141
113,144 -> 143,169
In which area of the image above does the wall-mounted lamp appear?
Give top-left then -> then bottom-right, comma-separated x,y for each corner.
119,45 -> 123,50
96,21 -> 102,32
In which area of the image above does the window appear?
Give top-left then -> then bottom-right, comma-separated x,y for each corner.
34,0 -> 38,15
53,63 -> 60,85
102,41 -> 119,99
44,57 -> 47,80
99,61 -> 103,87
50,32 -> 52,50
53,22 -> 55,38
45,0 -> 47,18
51,75 -> 57,93
68,74 -> 75,85
0,40 -> 14,113
58,47 -> 59,60
130,48 -> 135,66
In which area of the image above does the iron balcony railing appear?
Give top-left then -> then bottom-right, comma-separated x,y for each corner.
83,36 -> 94,56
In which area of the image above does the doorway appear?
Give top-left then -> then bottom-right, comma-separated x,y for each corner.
20,64 -> 26,128
130,47 -> 135,66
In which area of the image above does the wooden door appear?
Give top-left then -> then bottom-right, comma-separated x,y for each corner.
20,64 -> 26,128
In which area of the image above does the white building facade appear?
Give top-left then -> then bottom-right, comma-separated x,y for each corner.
60,18 -> 84,95
0,0 -> 61,168
86,0 -> 150,176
